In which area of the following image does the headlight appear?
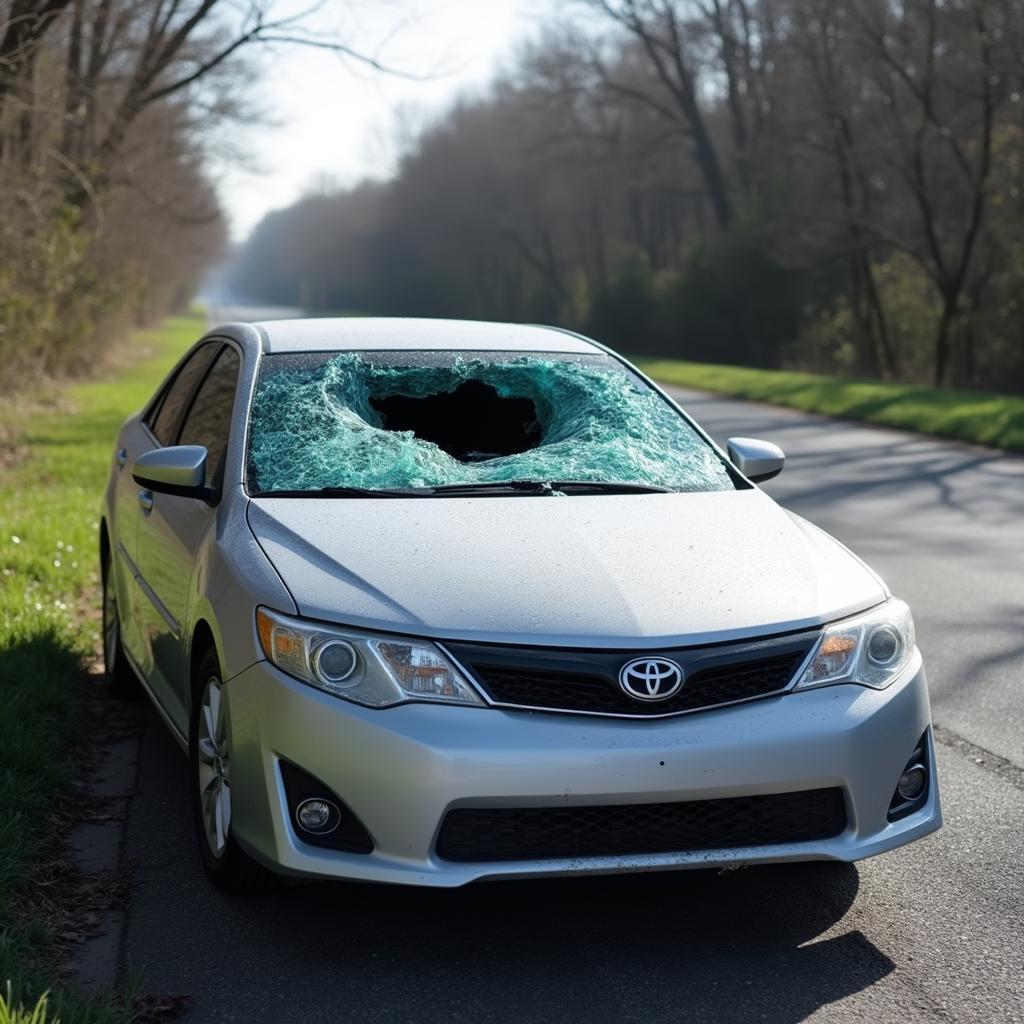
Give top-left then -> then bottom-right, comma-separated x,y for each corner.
795,598 -> 916,691
256,607 -> 485,708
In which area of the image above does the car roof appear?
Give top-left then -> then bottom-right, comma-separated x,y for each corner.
252,317 -> 603,355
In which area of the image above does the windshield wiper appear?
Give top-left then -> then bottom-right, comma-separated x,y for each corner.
424,479 -> 676,496
549,480 -> 675,494
251,486 -> 422,498
425,480 -> 556,496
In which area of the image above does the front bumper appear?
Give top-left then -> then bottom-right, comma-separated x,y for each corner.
224,651 -> 941,886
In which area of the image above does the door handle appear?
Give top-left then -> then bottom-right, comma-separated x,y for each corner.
116,447 -> 127,470
137,490 -> 154,512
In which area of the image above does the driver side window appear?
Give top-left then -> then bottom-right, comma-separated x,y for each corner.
148,343 -> 217,445
177,346 -> 241,489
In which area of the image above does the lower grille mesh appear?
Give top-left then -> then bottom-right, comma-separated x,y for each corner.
436,788 -> 847,862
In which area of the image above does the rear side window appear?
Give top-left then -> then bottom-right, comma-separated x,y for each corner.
149,343 -> 217,444
178,347 -> 241,488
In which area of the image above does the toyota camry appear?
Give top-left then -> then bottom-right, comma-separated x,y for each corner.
100,317 -> 942,891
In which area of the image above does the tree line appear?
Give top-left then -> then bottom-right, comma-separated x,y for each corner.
231,0 -> 1024,392
0,0 -> 383,388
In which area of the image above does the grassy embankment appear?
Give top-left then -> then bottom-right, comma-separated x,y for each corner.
0,313 -> 202,1023
637,359 -> 1024,453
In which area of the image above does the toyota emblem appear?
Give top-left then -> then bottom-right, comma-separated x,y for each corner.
618,658 -> 685,701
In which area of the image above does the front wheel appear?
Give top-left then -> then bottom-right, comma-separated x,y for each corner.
189,647 -> 276,893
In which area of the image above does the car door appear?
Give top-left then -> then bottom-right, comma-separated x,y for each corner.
136,343 -> 241,736
118,342 -> 219,676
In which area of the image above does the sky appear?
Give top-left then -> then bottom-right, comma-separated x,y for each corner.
214,0 -> 539,241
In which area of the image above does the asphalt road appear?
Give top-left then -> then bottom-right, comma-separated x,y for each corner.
120,386 -> 1024,1024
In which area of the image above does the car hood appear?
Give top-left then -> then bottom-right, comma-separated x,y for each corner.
246,489 -> 887,648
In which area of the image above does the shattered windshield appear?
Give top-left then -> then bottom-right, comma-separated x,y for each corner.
246,350 -> 736,495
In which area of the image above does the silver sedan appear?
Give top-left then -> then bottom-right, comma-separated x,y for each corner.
100,317 -> 941,891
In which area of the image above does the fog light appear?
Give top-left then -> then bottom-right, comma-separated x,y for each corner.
897,765 -> 927,801
296,798 -> 336,833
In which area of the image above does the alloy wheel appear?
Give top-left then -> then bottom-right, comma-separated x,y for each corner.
196,676 -> 231,857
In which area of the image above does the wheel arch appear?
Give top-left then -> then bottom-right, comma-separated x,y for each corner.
190,619 -> 220,701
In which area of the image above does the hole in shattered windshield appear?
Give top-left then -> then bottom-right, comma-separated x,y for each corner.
247,351 -> 734,494
370,379 -> 542,461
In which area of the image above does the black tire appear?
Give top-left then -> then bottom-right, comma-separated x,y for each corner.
101,543 -> 140,699
189,646 -> 277,894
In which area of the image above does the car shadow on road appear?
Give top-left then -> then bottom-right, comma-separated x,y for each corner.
273,864 -> 891,1023
126,717 -> 895,1024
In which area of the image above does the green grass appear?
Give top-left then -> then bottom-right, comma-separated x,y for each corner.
0,314 -> 203,1023
0,987 -> 53,1024
636,359 -> 1024,452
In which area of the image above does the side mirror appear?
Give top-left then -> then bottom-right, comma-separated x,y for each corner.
132,445 -> 216,503
727,437 -> 785,483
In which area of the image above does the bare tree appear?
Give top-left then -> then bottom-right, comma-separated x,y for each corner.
851,0 -> 1010,385
51,0 -> 411,206
785,0 -> 899,376
579,0 -> 736,229
0,0 -> 74,157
